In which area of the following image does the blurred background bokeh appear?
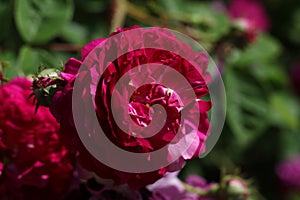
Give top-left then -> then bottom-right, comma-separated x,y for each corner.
0,0 -> 300,199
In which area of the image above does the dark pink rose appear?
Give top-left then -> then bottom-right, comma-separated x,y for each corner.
290,63 -> 300,96
228,0 -> 270,32
0,77 -> 76,200
276,155 -> 300,191
50,26 -> 211,189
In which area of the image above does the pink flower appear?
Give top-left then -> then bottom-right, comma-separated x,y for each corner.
148,173 -> 216,200
290,62 -> 300,96
50,26 -> 211,189
0,78 -> 76,200
276,156 -> 300,191
228,0 -> 270,32
148,172 -> 196,200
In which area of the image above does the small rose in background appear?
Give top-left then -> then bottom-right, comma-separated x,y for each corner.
228,0 -> 270,32
276,155 -> 300,191
0,78 -> 76,200
227,0 -> 270,43
290,63 -> 300,96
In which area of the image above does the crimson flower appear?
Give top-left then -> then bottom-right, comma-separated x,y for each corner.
228,0 -> 270,32
276,156 -> 300,191
47,26 -> 212,189
0,78 -> 76,200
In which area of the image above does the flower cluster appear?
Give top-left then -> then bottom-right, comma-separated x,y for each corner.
148,173 -> 249,200
149,173 -> 216,200
66,172 -> 249,200
0,78 -> 76,200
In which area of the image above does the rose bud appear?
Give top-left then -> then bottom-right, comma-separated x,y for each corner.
31,68 -> 66,108
224,177 -> 249,200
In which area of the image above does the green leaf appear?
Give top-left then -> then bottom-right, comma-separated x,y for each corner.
287,192 -> 300,200
228,34 -> 281,67
17,46 -> 59,75
0,51 -> 18,79
180,3 -> 230,41
158,1 -> 230,42
289,9 -> 300,44
17,46 -> 39,75
225,68 -> 270,147
90,21 -> 110,40
74,0 -> 108,13
280,130 -> 300,159
269,93 -> 300,130
0,0 -> 12,42
158,0 -> 182,14
15,0 -> 74,44
60,22 -> 88,44
251,63 -> 289,87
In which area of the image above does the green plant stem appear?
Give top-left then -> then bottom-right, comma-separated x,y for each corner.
183,182 -> 219,197
48,43 -> 82,52
125,1 -> 203,41
183,183 -> 209,196
110,0 -> 128,32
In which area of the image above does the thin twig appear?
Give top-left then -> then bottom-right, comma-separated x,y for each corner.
110,0 -> 128,32
126,1 -> 206,42
48,43 -> 82,52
